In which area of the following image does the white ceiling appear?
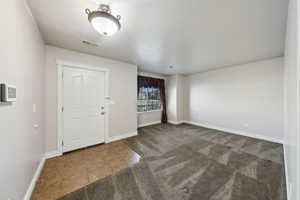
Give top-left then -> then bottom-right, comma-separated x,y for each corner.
28,0 -> 289,75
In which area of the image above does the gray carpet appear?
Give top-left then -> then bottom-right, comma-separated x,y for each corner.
58,123 -> 286,200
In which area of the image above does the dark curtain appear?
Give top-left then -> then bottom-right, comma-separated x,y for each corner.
138,76 -> 168,123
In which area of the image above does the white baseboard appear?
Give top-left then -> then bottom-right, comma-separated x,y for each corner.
106,131 -> 138,143
44,151 -> 62,159
23,156 -> 46,200
183,121 -> 283,144
168,121 -> 184,125
283,145 -> 291,200
138,121 -> 161,128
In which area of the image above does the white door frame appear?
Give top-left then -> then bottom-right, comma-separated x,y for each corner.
56,59 -> 110,154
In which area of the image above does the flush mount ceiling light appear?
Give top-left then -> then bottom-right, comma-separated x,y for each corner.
85,4 -> 121,36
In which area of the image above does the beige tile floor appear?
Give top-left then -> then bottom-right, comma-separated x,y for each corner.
31,141 -> 141,200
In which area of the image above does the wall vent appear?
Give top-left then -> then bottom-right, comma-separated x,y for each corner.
82,40 -> 99,47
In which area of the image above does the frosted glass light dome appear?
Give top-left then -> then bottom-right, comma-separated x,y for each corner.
86,5 -> 121,36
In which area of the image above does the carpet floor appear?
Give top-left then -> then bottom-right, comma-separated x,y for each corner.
58,123 -> 286,200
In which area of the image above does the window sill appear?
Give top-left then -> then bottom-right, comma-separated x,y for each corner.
137,110 -> 162,114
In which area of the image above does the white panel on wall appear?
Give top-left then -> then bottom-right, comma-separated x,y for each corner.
166,75 -> 185,124
166,76 -> 178,122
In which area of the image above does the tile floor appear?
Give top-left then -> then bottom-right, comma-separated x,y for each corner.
31,141 -> 141,200
32,123 -> 287,200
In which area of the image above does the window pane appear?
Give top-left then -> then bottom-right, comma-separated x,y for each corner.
137,87 -> 161,112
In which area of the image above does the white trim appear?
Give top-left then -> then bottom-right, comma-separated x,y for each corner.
168,121 -> 184,125
106,131 -> 138,143
23,157 -> 46,200
284,145 -> 291,200
183,121 -> 283,144
56,59 -> 110,154
44,151 -> 62,159
138,121 -> 161,128
57,64 -> 63,155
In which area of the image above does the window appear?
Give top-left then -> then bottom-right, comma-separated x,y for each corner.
137,87 -> 161,112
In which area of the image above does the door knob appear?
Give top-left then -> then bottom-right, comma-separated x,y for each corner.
101,112 -> 105,115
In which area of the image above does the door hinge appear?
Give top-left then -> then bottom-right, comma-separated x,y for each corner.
62,140 -> 64,146
61,107 -> 64,112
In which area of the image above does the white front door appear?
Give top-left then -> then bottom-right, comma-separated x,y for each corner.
62,66 -> 106,152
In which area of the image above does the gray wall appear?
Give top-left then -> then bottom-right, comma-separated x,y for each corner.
184,57 -> 284,142
0,0 -> 45,199
45,45 -> 137,153
138,111 -> 161,126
